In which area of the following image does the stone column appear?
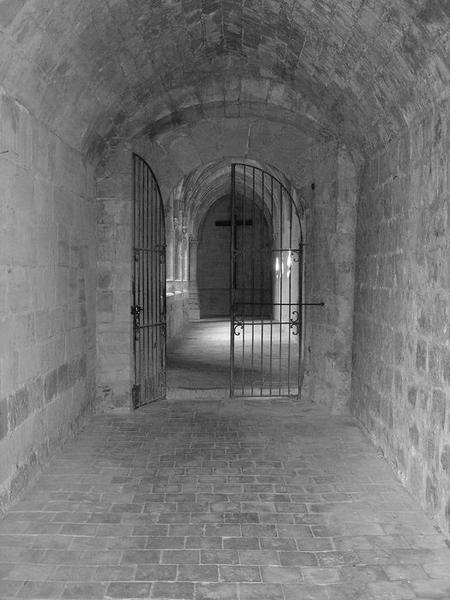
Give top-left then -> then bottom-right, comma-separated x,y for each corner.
188,238 -> 200,320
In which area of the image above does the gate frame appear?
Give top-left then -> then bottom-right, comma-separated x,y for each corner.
229,162 -> 305,399
131,153 -> 167,409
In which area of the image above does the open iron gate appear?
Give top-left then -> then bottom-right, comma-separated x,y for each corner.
230,163 -> 306,398
131,154 -> 166,408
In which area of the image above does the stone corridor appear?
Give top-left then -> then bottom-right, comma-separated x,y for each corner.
0,399 -> 449,600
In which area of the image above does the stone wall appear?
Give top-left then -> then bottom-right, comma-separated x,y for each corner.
0,92 -> 96,511
96,143 -> 133,412
301,148 -> 358,412
96,142 -> 189,412
352,100 -> 450,532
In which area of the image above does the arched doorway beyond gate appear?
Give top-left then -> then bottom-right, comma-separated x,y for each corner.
168,163 -> 309,400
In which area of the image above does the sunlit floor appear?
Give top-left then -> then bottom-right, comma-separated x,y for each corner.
166,319 -> 300,396
167,320 -> 231,390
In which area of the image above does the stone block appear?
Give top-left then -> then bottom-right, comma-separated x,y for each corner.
8,385 -> 30,430
431,389 -> 446,431
0,399 -> 8,440
44,369 -> 57,404
415,340 -> 427,373
97,291 -> 113,312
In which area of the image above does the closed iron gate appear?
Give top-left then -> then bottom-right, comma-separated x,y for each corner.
131,154 -> 166,408
230,163 -> 305,398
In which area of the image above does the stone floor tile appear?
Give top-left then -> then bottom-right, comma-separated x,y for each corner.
423,562 -> 450,579
151,581 -> 194,598
238,582 -> 284,599
0,580 -> 23,597
4,563 -> 55,581
201,549 -> 240,564
69,536 -> 109,550
296,538 -> 334,551
316,550 -> 359,567
195,582 -> 238,599
301,566 -> 341,585
95,565 -> 137,580
121,549 -> 161,564
260,565 -> 303,583
146,536 -> 185,549
283,584 -> 329,600
135,563 -> 177,581
219,565 -> 261,582
53,565 -> 97,581
384,563 -> 428,580
178,564 -> 219,582
186,536 -> 222,549
62,582 -> 107,599
260,537 -> 297,551
411,579 -> 450,598
162,549 -> 200,564
367,580 -> 416,599
223,537 -> 259,550
106,581 -> 151,598
340,564 -> 388,584
106,536 -> 147,549
15,580 -> 65,598
238,550 -> 280,565
279,551 -> 318,566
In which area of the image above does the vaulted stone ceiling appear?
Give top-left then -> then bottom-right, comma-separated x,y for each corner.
2,0 -> 449,158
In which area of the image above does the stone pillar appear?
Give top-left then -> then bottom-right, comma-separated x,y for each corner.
188,238 -> 200,320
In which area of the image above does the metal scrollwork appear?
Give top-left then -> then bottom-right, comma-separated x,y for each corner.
289,310 -> 300,336
233,320 -> 244,336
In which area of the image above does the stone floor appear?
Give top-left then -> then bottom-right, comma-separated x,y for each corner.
0,398 -> 449,600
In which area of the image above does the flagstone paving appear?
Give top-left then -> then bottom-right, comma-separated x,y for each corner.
0,398 -> 449,599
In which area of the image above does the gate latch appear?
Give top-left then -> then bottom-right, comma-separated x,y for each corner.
131,305 -> 143,337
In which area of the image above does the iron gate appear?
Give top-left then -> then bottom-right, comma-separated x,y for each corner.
132,154 -> 166,408
230,163 -> 304,398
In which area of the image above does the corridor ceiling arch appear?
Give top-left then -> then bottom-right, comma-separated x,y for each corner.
0,0 -> 447,158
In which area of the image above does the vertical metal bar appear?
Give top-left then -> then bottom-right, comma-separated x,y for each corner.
143,162 -> 148,401
230,164 -> 236,398
161,198 -> 166,395
278,180 -> 283,396
143,160 -> 147,400
269,174 -> 274,396
139,158 -> 144,403
260,171 -> 264,396
250,166 -> 255,397
132,156 -> 138,393
241,165 -> 245,397
287,190 -> 293,396
298,232 -> 303,390
152,173 -> 157,397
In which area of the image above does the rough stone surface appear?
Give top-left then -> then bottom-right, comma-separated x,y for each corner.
0,90 -> 96,512
0,1 -> 448,156
352,99 -> 450,534
0,398 -> 449,600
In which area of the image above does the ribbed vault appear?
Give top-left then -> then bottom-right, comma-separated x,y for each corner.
1,0 -> 448,158
166,158 -> 301,239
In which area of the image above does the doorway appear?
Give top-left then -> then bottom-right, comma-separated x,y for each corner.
166,163 -> 304,399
